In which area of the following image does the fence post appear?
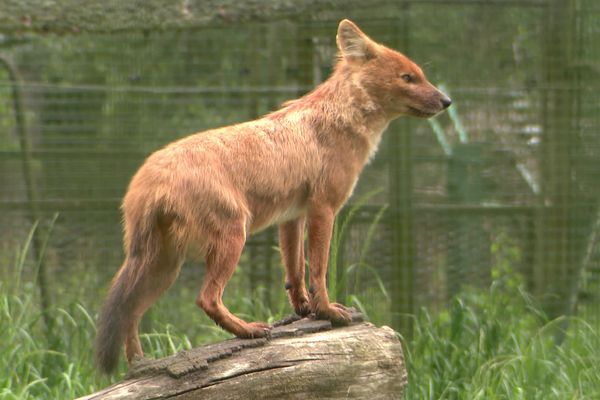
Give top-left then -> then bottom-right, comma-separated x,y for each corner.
534,0 -> 586,318
388,6 -> 415,335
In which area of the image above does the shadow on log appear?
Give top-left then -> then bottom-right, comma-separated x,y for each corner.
79,312 -> 407,399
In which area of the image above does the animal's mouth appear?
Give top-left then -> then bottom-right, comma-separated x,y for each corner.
407,106 -> 437,119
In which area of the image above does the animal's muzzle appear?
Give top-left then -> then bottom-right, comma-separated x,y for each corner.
440,95 -> 452,109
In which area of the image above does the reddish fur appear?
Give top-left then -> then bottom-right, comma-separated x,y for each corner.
95,19 -> 450,374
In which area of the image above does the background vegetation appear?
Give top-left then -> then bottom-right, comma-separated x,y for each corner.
2,223 -> 600,399
1,0 -> 599,398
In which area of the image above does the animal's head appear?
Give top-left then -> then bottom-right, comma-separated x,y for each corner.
336,19 -> 451,119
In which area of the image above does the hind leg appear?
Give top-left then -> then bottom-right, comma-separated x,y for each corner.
197,222 -> 271,338
124,242 -> 183,364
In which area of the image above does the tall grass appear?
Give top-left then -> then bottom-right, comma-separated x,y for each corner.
0,223 -> 290,398
0,224 -> 105,399
404,260 -> 600,399
2,222 -> 599,398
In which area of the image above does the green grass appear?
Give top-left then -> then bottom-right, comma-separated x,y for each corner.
0,223 -> 292,398
1,225 -> 600,399
404,270 -> 600,399
0,225 -> 106,399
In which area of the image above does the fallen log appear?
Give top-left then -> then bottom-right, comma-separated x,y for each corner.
79,312 -> 407,399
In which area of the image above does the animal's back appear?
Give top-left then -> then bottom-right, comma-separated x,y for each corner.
124,115 -> 321,239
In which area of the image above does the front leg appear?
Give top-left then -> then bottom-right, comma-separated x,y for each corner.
279,217 -> 310,317
307,205 -> 352,325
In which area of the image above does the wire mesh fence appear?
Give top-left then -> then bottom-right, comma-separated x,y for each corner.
1,0 -> 599,336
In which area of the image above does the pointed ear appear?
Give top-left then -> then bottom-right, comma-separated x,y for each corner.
336,19 -> 377,61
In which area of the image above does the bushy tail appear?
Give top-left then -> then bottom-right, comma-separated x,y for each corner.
95,264 -> 135,375
95,203 -> 164,374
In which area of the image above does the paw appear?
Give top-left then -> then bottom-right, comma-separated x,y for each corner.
129,353 -> 147,367
293,298 -> 311,317
238,321 -> 272,339
331,302 -> 350,312
315,303 -> 352,326
288,290 -> 311,317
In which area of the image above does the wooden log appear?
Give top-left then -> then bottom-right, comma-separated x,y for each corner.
79,312 -> 407,399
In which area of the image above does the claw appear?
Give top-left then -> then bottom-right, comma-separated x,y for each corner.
289,290 -> 311,318
240,322 -> 272,339
315,304 -> 352,326
295,300 -> 311,317
331,302 -> 350,312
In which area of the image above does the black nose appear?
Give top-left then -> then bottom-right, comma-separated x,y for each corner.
441,96 -> 452,109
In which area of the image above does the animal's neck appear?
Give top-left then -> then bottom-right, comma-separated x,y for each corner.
270,62 -> 391,153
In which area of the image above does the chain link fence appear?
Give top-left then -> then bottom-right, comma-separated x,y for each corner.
1,0 -> 599,335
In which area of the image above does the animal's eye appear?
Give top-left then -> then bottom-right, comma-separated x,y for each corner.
401,74 -> 414,83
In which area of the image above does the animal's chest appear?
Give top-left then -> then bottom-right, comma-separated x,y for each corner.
248,192 -> 308,233
313,139 -> 371,210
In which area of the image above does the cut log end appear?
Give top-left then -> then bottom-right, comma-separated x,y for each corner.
79,312 -> 407,399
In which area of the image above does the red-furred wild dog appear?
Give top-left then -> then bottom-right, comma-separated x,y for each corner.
95,19 -> 451,374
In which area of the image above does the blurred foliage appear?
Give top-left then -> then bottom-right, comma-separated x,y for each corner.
0,2 -> 599,396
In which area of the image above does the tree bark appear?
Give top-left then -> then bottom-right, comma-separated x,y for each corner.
78,313 -> 407,399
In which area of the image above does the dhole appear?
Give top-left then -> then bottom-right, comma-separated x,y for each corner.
96,19 -> 451,374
